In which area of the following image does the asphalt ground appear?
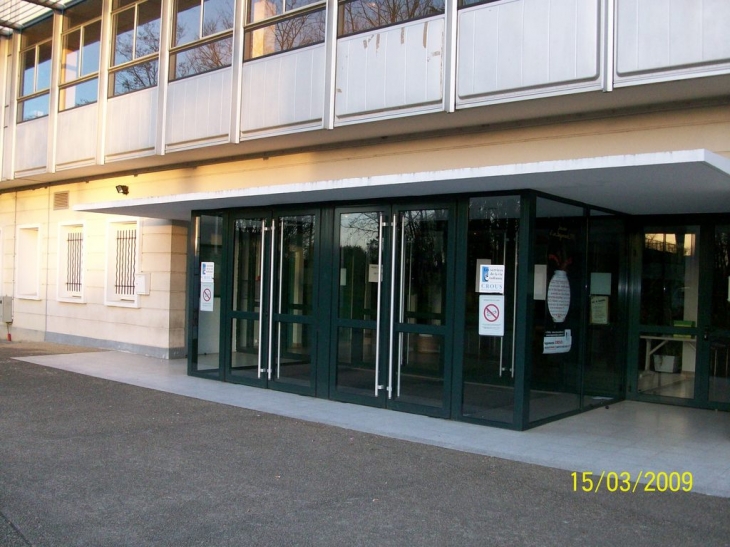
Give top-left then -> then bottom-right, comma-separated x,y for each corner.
1,342 -> 729,547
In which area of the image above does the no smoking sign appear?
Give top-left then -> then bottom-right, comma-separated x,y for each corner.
479,295 -> 504,336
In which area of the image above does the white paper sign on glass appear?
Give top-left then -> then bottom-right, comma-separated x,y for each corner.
543,329 -> 572,354
479,294 -> 505,336
200,282 -> 214,312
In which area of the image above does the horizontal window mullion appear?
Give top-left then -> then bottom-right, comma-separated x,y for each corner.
169,30 -> 233,56
18,89 -> 50,102
59,72 -> 99,90
109,52 -> 159,74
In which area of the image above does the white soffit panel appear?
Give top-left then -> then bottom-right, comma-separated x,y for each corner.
76,150 -> 730,220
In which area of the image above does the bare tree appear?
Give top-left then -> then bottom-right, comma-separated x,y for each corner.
341,0 -> 444,35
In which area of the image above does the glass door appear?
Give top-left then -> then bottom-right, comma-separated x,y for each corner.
225,210 -> 319,395
330,205 -> 455,416
389,206 -> 454,417
228,216 -> 267,384
637,227 -> 700,401
331,207 -> 389,404
270,213 -> 318,392
706,225 -> 730,405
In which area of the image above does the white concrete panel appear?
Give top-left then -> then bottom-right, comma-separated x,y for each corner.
521,0 -> 549,87
335,17 -> 445,119
15,117 -> 48,173
457,0 -> 600,102
2,127 -> 13,180
241,45 -> 325,133
704,0 -> 730,61
105,88 -> 158,158
616,0 -> 730,76
56,105 -> 97,167
166,68 -> 232,147
495,0 -> 524,91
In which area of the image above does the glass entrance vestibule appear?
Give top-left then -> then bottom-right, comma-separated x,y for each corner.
187,192 -> 729,430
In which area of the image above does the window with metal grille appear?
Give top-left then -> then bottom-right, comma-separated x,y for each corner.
66,231 -> 83,292
58,224 -> 85,301
115,228 -> 136,295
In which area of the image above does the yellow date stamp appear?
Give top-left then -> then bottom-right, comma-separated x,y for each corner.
571,471 -> 693,493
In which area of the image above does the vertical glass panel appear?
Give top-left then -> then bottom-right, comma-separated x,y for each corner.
638,227 -> 698,400
462,196 -> 519,423
202,0 -> 233,36
60,78 -> 98,110
193,215 -> 224,374
36,42 -> 52,91
233,219 -> 263,313
21,49 -> 36,96
274,322 -> 311,385
174,0 -> 201,47
709,226 -> 730,404
336,327 -> 376,395
584,215 -> 624,404
62,30 -> 81,82
395,333 -> 444,407
136,0 -> 162,57
278,215 -> 315,316
400,209 -> 448,326
338,212 -> 380,321
530,198 -> 584,423
82,22 -> 102,76
230,318 -> 261,379
113,8 -> 136,65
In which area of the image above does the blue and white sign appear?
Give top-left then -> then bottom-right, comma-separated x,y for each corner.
201,261 -> 215,282
478,264 -> 505,294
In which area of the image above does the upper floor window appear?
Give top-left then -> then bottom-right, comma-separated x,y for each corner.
244,0 -> 326,61
61,0 -> 102,110
18,18 -> 53,122
170,0 -> 234,80
338,0 -> 444,37
110,0 -> 162,96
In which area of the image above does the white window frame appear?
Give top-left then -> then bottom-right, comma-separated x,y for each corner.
105,219 -> 140,307
16,224 -> 42,300
60,1 -> 103,111
57,222 -> 86,303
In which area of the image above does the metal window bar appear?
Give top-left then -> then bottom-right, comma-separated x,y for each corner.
65,231 -> 83,292
115,229 -> 136,295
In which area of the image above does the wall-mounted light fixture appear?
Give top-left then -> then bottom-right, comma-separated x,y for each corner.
116,185 -> 129,195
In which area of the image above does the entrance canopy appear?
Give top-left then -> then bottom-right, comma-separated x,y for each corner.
76,149 -> 730,221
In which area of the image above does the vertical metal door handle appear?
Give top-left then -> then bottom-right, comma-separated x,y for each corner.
267,219 -> 276,381
257,219 -> 266,379
387,214 -> 397,399
374,213 -> 384,397
277,218 -> 284,380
